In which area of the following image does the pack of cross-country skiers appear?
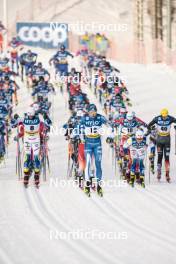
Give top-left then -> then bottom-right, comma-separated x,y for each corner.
0,28 -> 175,194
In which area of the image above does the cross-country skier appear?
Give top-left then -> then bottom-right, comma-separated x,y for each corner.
8,36 -> 23,74
124,129 -> 147,187
148,108 -> 176,182
29,62 -> 50,87
14,107 -> 46,188
19,50 -> 38,82
49,44 -> 73,77
78,103 -> 112,196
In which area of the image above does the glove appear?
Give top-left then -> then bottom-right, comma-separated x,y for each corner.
106,137 -> 114,144
14,113 -> 19,120
174,126 -> 176,130
127,102 -> 132,107
65,135 -> 70,141
14,135 -> 18,141
124,155 -> 129,160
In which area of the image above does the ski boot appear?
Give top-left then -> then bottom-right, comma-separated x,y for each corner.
166,171 -> 170,183
78,175 -> 84,189
97,183 -> 103,197
117,159 -> 122,166
0,154 -> 4,164
23,169 -> 29,188
157,164 -> 161,181
135,172 -> 140,184
150,159 -> 155,174
84,181 -> 90,197
148,153 -> 155,174
165,161 -> 170,183
90,173 -> 96,191
122,167 -> 127,180
73,165 -> 79,182
34,169 -> 40,188
140,175 -> 145,188
150,163 -> 155,174
125,171 -> 130,183
74,170 -> 78,182
129,172 -> 135,187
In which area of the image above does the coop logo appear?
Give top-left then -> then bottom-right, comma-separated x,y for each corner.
17,23 -> 68,48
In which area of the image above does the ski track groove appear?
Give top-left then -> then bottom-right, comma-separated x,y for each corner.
84,67 -> 176,253
35,188 -> 123,264
2,51 -> 176,263
149,188 -> 176,208
5,224 -> 42,264
24,187 -> 98,263
1,208 -> 45,264
104,194 -> 176,247
90,195 -> 175,254
135,187 -> 176,219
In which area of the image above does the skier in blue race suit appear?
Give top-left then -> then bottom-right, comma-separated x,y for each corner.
79,103 -> 112,196
49,44 -> 73,76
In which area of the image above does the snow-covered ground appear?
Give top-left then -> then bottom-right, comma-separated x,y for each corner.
0,48 -> 176,264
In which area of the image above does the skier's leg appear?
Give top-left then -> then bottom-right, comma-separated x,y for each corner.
164,142 -> 171,182
93,144 -> 102,182
130,158 -> 137,186
93,144 -> 103,195
23,140 -> 31,185
149,143 -> 155,173
78,142 -> 85,188
23,154 -> 31,185
34,155 -> 40,185
33,140 -> 40,185
157,143 -> 163,179
139,158 -> 145,186
85,147 -> 92,181
0,135 -> 5,161
84,142 -> 93,195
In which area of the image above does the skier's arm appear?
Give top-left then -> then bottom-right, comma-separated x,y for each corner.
148,117 -> 157,131
66,51 -> 74,58
31,87 -> 39,96
170,116 -> 176,124
136,117 -> 147,127
32,53 -> 38,62
49,53 -> 57,65
123,138 -> 132,157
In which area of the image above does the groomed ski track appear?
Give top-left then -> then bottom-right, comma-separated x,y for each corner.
0,49 -> 176,264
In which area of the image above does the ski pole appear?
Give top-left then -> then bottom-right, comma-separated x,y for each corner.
43,155 -> 47,182
15,128 -> 18,174
148,156 -> 151,185
143,150 -> 147,186
111,147 -> 114,167
16,124 -> 23,180
175,127 -> 176,155
67,154 -> 71,179
114,147 -> 117,177
19,138 -> 22,180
